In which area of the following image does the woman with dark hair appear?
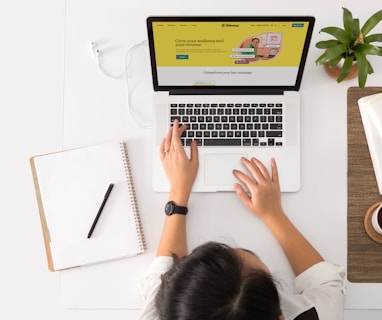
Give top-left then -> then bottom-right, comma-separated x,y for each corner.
140,120 -> 345,320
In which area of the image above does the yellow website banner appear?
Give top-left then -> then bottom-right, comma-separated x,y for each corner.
152,21 -> 309,67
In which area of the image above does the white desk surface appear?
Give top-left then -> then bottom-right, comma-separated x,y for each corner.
1,0 -> 382,319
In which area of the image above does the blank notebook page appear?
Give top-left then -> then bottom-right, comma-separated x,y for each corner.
33,142 -> 143,270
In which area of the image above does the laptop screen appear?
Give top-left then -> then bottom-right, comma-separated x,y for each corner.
147,16 -> 315,93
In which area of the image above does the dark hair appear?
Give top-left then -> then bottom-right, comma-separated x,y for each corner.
156,242 -> 281,320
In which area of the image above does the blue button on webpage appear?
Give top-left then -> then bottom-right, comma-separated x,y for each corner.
176,54 -> 189,60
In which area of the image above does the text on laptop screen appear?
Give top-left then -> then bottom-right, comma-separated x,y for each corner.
151,20 -> 312,87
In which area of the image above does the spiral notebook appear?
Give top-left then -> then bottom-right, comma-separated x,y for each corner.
30,141 -> 146,271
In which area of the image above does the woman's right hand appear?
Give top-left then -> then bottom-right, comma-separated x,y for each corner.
232,157 -> 284,223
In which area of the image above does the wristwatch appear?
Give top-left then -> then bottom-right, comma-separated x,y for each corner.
165,201 -> 188,216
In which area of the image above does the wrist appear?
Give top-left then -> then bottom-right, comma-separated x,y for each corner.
169,190 -> 191,207
262,209 -> 287,229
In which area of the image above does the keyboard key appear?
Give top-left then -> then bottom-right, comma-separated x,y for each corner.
252,139 -> 259,146
266,131 -> 282,137
243,139 -> 251,146
270,123 -> 282,130
204,139 -> 241,146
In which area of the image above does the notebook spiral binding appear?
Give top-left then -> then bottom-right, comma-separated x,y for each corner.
120,142 -> 147,251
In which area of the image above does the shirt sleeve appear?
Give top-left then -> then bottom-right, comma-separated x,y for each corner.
294,261 -> 346,320
139,256 -> 174,320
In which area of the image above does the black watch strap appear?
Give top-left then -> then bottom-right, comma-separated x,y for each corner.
165,201 -> 188,215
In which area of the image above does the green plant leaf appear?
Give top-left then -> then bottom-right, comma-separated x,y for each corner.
351,19 -> 360,41
319,26 -> 353,44
315,44 -> 347,65
336,55 -> 354,82
328,55 -> 343,68
354,51 -> 368,88
364,33 -> 382,43
315,39 -> 339,49
343,7 -> 354,34
366,60 -> 374,74
357,43 -> 382,56
361,10 -> 382,36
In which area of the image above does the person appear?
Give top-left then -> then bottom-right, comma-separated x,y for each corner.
244,37 -> 260,57
140,120 -> 345,320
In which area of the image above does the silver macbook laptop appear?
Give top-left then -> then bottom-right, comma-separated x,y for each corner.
147,16 -> 315,192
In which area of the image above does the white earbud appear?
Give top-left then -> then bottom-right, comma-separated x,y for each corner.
89,40 -> 126,80
90,42 -> 100,65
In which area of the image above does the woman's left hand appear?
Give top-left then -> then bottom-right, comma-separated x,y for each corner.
160,119 -> 199,205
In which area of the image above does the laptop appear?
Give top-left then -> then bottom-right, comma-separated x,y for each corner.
147,16 -> 315,192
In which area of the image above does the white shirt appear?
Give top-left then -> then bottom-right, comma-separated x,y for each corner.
139,256 -> 345,320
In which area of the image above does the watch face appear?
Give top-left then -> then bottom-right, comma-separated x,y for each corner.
165,201 -> 175,215
165,201 -> 188,215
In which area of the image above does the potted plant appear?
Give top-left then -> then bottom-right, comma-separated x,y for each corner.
315,7 -> 382,88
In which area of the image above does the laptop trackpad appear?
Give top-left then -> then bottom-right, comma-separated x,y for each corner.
204,154 -> 247,186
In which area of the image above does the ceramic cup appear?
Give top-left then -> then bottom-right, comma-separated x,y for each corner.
372,204 -> 382,235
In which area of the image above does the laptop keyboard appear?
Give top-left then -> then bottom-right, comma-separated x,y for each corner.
170,102 -> 283,147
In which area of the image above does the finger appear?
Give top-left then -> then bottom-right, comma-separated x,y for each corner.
234,183 -> 252,208
189,140 -> 199,166
250,157 -> 271,181
171,120 -> 185,151
172,119 -> 188,136
178,123 -> 188,136
160,138 -> 166,161
240,157 -> 265,183
270,157 -> 280,185
164,125 -> 173,151
233,169 -> 256,192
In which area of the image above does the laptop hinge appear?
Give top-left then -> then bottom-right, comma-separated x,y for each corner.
168,88 -> 285,96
